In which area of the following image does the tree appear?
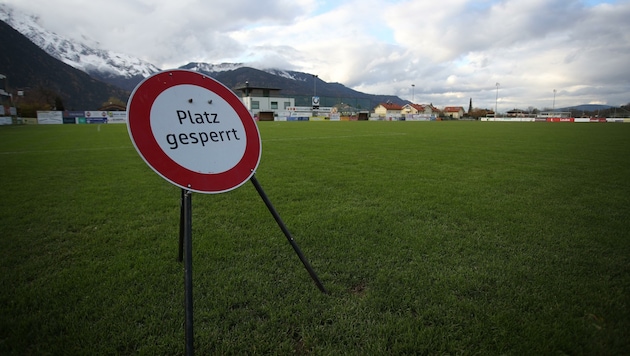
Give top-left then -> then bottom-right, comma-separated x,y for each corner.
15,86 -> 60,117
469,108 -> 494,120
54,96 -> 65,111
100,96 -> 127,110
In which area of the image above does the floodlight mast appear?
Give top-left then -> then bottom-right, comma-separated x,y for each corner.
495,83 -> 500,117
412,84 -> 415,103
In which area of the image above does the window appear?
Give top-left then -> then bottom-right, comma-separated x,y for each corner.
271,101 -> 278,110
284,102 -> 291,109
251,101 -> 260,109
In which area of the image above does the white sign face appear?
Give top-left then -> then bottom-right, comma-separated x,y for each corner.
36,111 -> 63,124
107,111 -> 127,124
127,69 -> 261,194
150,85 -> 247,174
85,111 -> 108,118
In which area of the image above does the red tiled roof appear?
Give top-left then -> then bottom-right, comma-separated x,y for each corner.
444,106 -> 464,112
378,103 -> 403,110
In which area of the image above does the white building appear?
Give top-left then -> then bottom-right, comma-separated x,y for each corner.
234,82 -> 295,121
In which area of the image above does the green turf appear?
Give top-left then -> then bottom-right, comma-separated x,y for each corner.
1,122 -> 629,355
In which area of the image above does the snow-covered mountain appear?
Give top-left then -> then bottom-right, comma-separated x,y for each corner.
0,3 -> 406,108
179,62 -> 245,74
2,4 -> 335,86
0,5 -> 310,83
0,3 -> 160,82
180,63 -> 312,84
264,68 -> 309,81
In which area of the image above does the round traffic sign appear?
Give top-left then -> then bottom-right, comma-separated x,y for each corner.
127,69 -> 261,194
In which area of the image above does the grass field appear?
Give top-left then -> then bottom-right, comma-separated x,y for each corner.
1,121 -> 629,355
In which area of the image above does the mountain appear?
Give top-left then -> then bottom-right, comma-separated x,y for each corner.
0,4 -> 408,109
559,104 -> 613,112
0,3 -> 160,91
0,20 -> 129,110
182,63 -> 405,109
1,4 -> 406,110
179,62 -> 246,74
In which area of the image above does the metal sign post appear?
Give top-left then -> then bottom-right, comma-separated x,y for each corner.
182,189 -> 194,356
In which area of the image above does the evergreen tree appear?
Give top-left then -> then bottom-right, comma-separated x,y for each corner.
54,96 -> 64,111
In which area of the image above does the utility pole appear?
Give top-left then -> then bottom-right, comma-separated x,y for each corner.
312,74 -> 319,109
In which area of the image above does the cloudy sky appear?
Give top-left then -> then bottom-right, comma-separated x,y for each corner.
4,0 -> 630,111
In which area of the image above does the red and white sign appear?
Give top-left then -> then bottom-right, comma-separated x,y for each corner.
85,111 -> 108,118
127,69 -> 261,194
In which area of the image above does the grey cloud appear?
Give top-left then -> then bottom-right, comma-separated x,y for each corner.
4,0 -> 629,109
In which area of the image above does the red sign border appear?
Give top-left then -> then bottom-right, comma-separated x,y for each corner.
127,69 -> 261,194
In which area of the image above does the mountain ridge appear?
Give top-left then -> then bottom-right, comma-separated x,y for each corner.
0,4 -> 160,83
558,104 -> 613,112
0,4 -> 406,109
0,20 -> 130,110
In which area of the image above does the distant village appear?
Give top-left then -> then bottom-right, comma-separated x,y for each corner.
235,85 -> 630,123
2,74 -> 629,124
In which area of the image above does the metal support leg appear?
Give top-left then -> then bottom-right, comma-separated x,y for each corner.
250,174 -> 328,294
183,190 -> 194,355
178,189 -> 185,262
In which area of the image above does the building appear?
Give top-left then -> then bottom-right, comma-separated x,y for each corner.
443,106 -> 465,119
505,108 -> 539,119
425,104 -> 442,116
402,103 -> 440,116
374,102 -> 403,119
0,74 -> 16,124
401,103 -> 424,115
234,82 -> 295,121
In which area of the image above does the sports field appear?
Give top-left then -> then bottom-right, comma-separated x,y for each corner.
1,121 -> 629,354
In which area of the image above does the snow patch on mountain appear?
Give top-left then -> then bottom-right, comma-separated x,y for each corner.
0,3 -> 160,79
179,63 -> 310,84
264,69 -> 302,81
179,62 -> 245,74
0,4 -> 313,85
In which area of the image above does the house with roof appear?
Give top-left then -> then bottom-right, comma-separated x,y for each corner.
402,104 -> 423,115
443,106 -> 466,119
374,102 -> 404,120
506,108 -> 528,117
425,104 -> 440,115
401,103 -> 440,120
402,103 -> 440,116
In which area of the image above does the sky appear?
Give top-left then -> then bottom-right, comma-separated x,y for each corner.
3,0 -> 630,111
